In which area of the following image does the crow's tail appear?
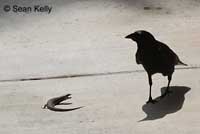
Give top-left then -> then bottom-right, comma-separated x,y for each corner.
177,59 -> 187,66
174,55 -> 187,66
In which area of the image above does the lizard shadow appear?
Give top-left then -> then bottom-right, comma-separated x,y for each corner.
139,86 -> 191,121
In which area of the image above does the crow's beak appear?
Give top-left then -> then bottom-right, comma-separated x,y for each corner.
125,34 -> 131,39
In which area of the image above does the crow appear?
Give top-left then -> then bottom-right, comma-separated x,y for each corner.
125,30 -> 187,104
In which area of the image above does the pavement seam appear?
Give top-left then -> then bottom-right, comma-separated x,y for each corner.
0,66 -> 199,83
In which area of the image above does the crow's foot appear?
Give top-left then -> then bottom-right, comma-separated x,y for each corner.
146,98 -> 157,104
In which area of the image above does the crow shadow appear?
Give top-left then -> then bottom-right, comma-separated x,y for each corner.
139,86 -> 191,121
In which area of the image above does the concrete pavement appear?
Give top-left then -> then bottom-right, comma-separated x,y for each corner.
0,0 -> 200,133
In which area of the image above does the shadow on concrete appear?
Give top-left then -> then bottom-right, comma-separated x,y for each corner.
139,86 -> 191,122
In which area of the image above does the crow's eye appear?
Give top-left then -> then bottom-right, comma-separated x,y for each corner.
137,31 -> 142,35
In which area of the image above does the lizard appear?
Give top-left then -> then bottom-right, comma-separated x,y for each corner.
43,94 -> 83,112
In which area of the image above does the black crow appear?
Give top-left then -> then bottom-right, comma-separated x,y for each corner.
125,30 -> 187,104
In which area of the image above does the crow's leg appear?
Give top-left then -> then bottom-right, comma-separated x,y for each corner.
166,75 -> 172,93
146,74 -> 157,104
161,75 -> 173,98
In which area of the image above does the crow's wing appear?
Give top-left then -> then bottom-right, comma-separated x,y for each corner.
156,41 -> 179,65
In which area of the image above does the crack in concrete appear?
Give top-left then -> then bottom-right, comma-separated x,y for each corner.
0,66 -> 199,83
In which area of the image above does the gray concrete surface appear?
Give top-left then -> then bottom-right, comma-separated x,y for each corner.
0,0 -> 200,133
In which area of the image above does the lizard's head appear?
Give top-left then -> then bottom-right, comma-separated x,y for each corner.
63,94 -> 72,100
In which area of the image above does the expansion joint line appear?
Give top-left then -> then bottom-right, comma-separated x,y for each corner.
0,65 -> 199,83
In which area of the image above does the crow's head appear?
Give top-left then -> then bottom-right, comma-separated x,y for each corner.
125,30 -> 155,44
